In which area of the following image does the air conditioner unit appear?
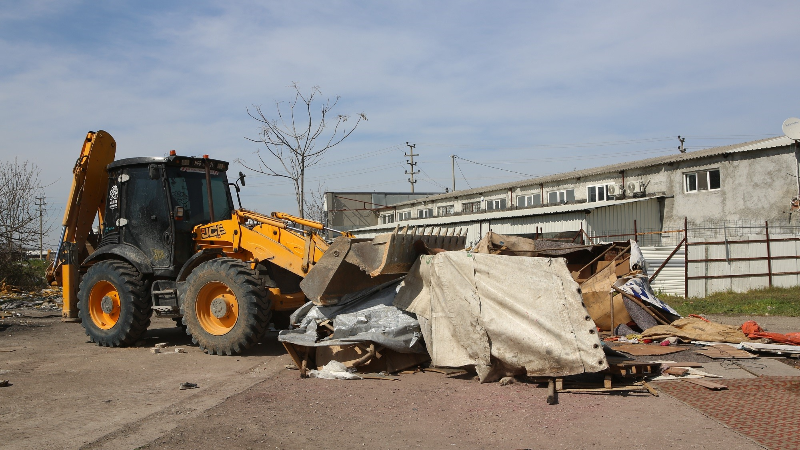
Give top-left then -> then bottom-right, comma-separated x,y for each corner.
627,181 -> 639,193
607,184 -> 619,195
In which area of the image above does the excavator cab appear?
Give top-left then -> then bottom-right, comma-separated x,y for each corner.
93,155 -> 234,277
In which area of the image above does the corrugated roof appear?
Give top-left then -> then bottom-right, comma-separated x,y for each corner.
355,196 -> 658,232
386,136 -> 794,208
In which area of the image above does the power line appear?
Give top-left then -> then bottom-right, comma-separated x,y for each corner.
418,168 -> 447,190
455,155 -> 534,178
455,158 -> 472,189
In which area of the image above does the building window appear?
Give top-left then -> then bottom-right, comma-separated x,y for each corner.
417,208 -> 433,219
685,169 -> 720,193
548,189 -> 574,204
462,201 -> 481,213
517,194 -> 541,208
485,198 -> 507,211
437,205 -> 454,216
380,213 -> 394,224
587,185 -> 613,203
397,211 -> 411,221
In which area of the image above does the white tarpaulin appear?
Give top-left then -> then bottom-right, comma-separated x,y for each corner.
394,252 -> 608,382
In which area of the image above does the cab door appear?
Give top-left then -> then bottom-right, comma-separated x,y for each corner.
119,166 -> 173,269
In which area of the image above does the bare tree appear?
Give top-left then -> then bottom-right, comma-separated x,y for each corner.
0,159 -> 50,286
303,182 -> 327,225
242,83 -> 366,218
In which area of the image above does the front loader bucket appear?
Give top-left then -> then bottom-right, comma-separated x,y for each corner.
300,226 -> 467,305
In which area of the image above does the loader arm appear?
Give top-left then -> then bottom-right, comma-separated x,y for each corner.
47,131 -> 117,320
193,209 -> 331,277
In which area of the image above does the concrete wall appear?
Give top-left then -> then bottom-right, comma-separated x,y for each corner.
662,147 -> 799,229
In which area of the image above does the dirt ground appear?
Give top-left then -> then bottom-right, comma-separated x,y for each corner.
4,313 -> 796,449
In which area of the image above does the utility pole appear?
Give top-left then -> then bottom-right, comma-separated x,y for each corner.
451,155 -> 456,193
405,142 -> 419,193
35,196 -> 45,259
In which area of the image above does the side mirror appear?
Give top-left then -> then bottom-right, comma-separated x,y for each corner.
239,171 -> 246,187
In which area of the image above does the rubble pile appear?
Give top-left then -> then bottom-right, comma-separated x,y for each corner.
0,287 -> 62,311
279,229 -> 800,398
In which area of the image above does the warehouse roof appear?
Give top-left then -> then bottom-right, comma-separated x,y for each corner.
386,135 -> 794,208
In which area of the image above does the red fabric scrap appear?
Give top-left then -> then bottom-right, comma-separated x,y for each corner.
741,320 -> 800,345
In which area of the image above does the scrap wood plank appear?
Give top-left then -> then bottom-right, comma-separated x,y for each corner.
423,367 -> 468,375
359,373 -> 400,381
741,342 -> 800,355
605,361 -> 662,377
682,378 -> 727,390
612,343 -> 688,356
559,386 -> 648,394
640,381 -> 659,397
659,362 -> 704,368
697,345 -> 756,359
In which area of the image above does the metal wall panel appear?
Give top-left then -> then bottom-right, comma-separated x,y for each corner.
684,233 -> 800,297
586,198 -> 662,243
640,246 -> 685,297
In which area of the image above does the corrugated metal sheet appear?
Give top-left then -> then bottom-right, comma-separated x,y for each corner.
586,198 -> 661,240
352,197 -> 654,234
640,246 -> 685,297
685,233 -> 800,297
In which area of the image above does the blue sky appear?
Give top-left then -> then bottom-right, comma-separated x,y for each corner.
1,1 -> 798,246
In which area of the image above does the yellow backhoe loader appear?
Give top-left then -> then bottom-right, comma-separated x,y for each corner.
48,131 -> 466,355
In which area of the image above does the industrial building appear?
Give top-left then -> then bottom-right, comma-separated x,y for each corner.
337,136 -> 799,247
323,136 -> 800,298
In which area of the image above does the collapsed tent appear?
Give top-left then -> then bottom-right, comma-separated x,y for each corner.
393,251 -> 608,383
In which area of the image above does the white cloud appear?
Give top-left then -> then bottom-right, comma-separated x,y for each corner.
0,0 -> 798,245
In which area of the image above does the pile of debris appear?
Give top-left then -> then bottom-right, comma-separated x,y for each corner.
278,228 -> 800,396
0,286 -> 62,311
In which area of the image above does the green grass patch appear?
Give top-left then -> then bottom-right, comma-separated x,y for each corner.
661,286 -> 800,317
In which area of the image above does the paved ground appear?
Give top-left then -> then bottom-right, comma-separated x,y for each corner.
4,312 -> 794,449
657,377 -> 800,450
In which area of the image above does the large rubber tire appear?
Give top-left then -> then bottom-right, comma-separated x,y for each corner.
77,260 -> 152,347
181,258 -> 271,355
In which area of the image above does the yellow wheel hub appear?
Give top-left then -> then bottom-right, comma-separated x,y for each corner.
88,280 -> 120,330
195,282 -> 239,335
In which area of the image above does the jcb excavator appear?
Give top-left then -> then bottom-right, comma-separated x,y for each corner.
48,131 -> 466,355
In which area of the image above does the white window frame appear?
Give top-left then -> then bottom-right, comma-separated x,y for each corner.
437,205 -> 454,216
587,184 -> 612,203
381,213 -> 395,224
517,194 -> 541,208
707,169 -> 721,191
397,211 -> 411,221
548,189 -> 574,204
462,201 -> 481,213
485,198 -> 507,211
685,169 -> 719,193
417,208 -> 433,219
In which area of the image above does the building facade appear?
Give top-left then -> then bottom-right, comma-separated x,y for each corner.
340,136 -> 799,248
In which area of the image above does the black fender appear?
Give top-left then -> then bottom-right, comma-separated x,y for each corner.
176,248 -> 224,282
81,244 -> 154,276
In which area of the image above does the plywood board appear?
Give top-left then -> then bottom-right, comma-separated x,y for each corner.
580,259 -> 631,331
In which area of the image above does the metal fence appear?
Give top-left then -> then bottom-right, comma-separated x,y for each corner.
584,219 -> 800,298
